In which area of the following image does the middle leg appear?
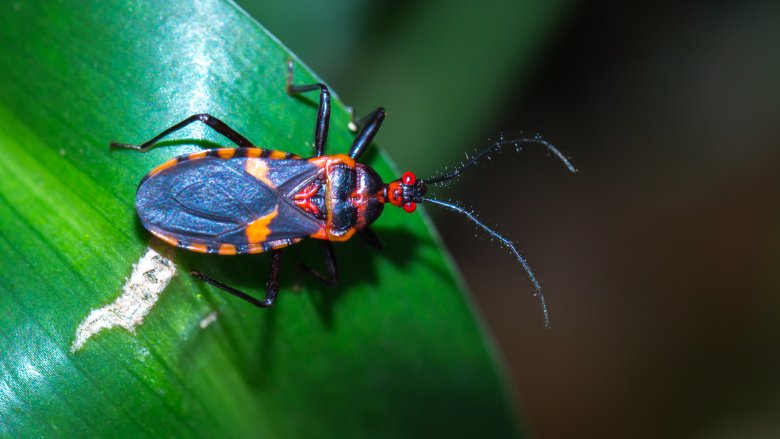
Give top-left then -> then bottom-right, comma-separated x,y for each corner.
191,249 -> 284,307
299,241 -> 339,287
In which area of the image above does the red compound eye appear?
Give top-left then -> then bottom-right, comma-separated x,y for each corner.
401,171 -> 416,185
403,202 -> 417,213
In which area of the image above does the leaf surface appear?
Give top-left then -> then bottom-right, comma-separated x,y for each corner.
0,1 -> 520,437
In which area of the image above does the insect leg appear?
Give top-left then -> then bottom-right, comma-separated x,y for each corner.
110,113 -> 255,151
299,241 -> 339,287
191,250 -> 284,308
286,60 -> 330,157
347,108 -> 385,160
358,227 -> 384,250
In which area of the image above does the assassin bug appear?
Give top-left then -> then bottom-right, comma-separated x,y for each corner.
111,61 -> 576,327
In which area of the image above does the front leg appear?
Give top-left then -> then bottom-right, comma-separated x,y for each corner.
358,227 -> 384,250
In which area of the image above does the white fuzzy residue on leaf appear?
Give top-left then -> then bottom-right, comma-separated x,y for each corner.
70,248 -> 176,353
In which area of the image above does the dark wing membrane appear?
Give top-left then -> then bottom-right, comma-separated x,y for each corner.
262,158 -> 323,194
137,156 -> 322,251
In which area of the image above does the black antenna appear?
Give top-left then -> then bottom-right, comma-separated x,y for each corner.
419,136 -> 577,185
422,197 -> 551,328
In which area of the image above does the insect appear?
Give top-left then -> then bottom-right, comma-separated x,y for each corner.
111,61 -> 576,326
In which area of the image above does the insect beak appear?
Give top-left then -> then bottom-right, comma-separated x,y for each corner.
408,182 -> 427,203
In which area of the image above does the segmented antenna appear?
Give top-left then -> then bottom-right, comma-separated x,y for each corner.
420,136 -> 577,185
422,197 -> 551,328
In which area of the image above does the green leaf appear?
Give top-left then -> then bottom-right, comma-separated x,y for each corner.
0,1 -> 520,437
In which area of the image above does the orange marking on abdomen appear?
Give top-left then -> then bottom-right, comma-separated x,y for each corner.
153,232 -> 179,247
187,151 -> 208,160
244,148 -> 263,158
147,157 -> 179,177
188,242 -> 209,253
246,207 -> 279,244
217,148 -> 236,159
218,243 -> 237,255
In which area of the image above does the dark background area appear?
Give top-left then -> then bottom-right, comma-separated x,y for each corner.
240,1 -> 780,437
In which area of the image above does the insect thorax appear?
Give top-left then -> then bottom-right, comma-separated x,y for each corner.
297,158 -> 385,241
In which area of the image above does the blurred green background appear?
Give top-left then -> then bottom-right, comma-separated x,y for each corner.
241,0 -> 780,437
